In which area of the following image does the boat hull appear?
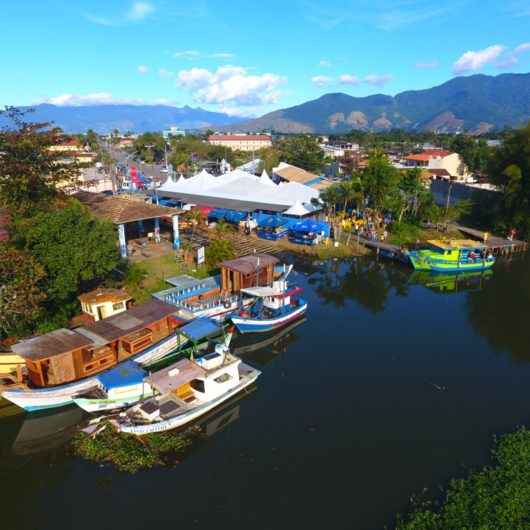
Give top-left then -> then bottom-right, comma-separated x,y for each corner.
2,332 -> 184,412
118,366 -> 261,435
231,303 -> 307,334
73,388 -> 154,413
407,252 -> 495,273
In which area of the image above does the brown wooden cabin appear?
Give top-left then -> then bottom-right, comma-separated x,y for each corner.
220,254 -> 279,294
11,300 -> 183,388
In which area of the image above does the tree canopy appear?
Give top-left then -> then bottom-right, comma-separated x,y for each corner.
0,107 -> 78,212
12,200 -> 120,328
277,136 -> 326,173
488,122 -> 530,238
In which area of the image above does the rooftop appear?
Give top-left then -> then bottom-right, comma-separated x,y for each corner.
220,253 -> 279,275
74,191 -> 180,224
428,239 -> 487,250
273,163 -> 319,185
78,288 -> 131,305
12,299 -> 179,360
209,134 -> 271,142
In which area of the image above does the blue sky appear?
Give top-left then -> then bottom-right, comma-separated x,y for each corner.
2,0 -> 530,116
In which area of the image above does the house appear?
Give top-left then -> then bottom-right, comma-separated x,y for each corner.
208,134 -> 272,152
78,288 -> 132,322
272,162 -> 321,186
49,137 -> 97,165
404,149 -> 472,182
163,126 -> 186,139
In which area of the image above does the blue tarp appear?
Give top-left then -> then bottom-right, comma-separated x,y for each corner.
180,317 -> 221,341
208,208 -> 247,224
97,361 -> 146,390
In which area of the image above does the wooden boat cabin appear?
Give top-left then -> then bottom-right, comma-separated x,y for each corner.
11,300 -> 182,388
220,254 -> 279,295
78,288 -> 132,322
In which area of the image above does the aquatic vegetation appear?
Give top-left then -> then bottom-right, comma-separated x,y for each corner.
70,422 -> 201,473
397,427 -> 530,530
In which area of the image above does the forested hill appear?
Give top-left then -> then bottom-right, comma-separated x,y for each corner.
225,73 -> 530,134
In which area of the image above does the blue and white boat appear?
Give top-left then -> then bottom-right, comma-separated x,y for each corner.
230,267 -> 308,334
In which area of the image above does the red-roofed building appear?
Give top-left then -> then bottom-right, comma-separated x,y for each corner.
208,134 -> 272,152
404,149 -> 471,181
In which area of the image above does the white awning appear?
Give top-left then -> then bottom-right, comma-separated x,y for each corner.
241,286 -> 283,297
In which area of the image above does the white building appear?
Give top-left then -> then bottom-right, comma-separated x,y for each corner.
208,134 -> 272,152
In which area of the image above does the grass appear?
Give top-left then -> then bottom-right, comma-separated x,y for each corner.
396,427 -> 530,530
126,254 -> 210,303
388,222 -> 463,246
70,422 -> 201,473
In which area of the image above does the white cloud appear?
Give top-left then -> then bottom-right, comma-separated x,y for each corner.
42,93 -> 146,106
319,59 -> 332,68
312,75 -> 333,87
127,1 -> 154,21
158,68 -> 174,78
415,60 -> 439,69
85,1 -> 154,26
174,50 -> 201,59
515,42 -> 530,55
339,74 -> 360,85
364,73 -> 393,86
453,45 -> 505,74
177,65 -> 284,106
173,50 -> 235,60
137,65 -> 149,75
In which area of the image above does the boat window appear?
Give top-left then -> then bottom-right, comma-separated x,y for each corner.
214,373 -> 231,384
190,379 -> 205,393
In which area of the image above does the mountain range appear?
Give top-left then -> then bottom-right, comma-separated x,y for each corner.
225,73 -> 530,134
0,104 -> 245,134
4,73 -> 530,134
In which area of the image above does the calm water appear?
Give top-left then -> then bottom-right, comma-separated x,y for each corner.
2,254 -> 530,530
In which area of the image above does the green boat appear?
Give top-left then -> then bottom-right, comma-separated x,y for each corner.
406,239 -> 495,273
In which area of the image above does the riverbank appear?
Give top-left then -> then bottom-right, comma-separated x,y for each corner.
396,427 -> 530,529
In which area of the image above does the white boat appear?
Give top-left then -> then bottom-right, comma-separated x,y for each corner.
114,349 -> 260,435
230,266 -> 308,334
73,332 -> 233,413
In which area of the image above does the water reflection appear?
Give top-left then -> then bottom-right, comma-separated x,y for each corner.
307,253 -> 530,364
309,258 -> 410,312
467,253 -> 530,363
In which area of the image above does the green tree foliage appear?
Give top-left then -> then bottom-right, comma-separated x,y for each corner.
206,239 -> 235,271
277,136 -> 325,172
361,149 -> 401,213
489,122 -> 530,238
13,200 -> 119,324
84,129 -> 99,151
0,244 -> 46,338
133,132 -> 166,163
0,107 -> 78,212
397,427 -> 530,530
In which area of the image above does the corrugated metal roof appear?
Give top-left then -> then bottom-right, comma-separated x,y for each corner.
12,329 -> 94,360
220,254 -> 279,275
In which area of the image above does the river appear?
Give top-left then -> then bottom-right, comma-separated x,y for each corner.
1,253 -> 530,530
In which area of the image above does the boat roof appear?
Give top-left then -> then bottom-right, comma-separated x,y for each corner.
97,360 -> 146,389
427,239 -> 487,250
147,358 -> 206,393
180,318 -> 221,341
12,300 -> 179,360
241,286 -> 283,297
220,254 -> 279,275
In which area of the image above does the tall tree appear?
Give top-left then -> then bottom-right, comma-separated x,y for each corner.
0,244 -> 46,338
13,200 -> 120,322
489,122 -> 530,238
278,136 -> 325,173
0,107 -> 78,212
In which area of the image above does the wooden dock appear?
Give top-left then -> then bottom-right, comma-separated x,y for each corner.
454,225 -> 528,255
357,237 -> 408,262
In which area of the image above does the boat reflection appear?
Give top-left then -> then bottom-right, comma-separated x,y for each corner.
232,318 -> 307,366
409,269 -> 493,294
12,406 -> 87,456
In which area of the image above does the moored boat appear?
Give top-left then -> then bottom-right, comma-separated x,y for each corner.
113,349 -> 260,435
230,266 -> 307,334
406,239 -> 495,273
1,301 -> 222,413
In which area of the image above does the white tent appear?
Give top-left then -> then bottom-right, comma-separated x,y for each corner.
156,167 -> 319,212
283,201 -> 316,217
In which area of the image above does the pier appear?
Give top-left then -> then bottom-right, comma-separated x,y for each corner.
454,225 -> 528,255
